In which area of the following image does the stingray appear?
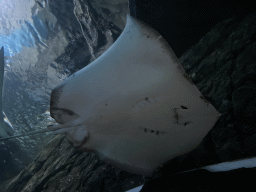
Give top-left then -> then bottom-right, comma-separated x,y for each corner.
0,15 -> 220,175
0,46 -> 14,138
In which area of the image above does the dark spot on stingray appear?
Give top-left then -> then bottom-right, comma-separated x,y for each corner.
147,35 -> 149,38
184,122 -> 190,126
156,131 -> 159,135
150,130 -> 154,133
173,108 -> 179,124
100,116 -> 103,118
145,97 -> 150,102
144,128 -> 147,133
181,105 -> 188,109
105,103 -> 108,106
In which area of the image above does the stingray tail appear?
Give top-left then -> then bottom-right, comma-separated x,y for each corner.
0,123 -> 80,142
46,124 -> 82,134
0,129 -> 54,141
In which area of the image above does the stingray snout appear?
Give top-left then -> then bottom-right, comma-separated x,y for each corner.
50,81 -> 82,125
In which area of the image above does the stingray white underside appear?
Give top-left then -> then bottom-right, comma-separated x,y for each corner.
49,15 -> 220,175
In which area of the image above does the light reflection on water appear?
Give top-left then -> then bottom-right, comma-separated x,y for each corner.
0,0 -> 67,159
0,1 -> 49,57
0,23 -> 36,57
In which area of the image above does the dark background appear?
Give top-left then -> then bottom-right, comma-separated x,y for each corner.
130,0 -> 256,57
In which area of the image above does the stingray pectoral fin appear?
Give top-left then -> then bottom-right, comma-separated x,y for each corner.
48,15 -> 221,175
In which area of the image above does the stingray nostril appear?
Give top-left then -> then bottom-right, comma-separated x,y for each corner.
50,108 -> 79,124
67,110 -> 74,115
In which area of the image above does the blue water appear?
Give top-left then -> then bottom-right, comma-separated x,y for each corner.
0,15 -> 48,57
0,24 -> 35,57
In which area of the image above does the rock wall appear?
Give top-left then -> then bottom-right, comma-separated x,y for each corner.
47,0 -> 129,74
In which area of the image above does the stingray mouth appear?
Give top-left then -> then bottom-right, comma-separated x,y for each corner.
47,124 -> 89,147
